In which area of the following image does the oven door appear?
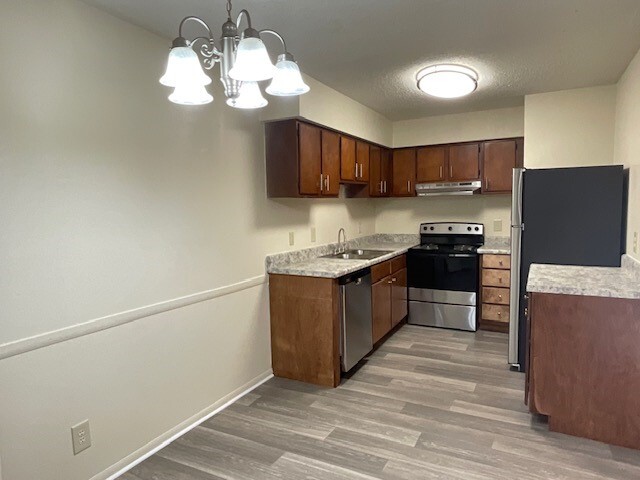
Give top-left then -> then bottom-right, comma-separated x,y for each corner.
408,250 -> 479,305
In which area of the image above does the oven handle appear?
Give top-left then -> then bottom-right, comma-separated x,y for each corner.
410,252 -> 477,258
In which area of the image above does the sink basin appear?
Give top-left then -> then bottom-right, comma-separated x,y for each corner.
321,249 -> 394,260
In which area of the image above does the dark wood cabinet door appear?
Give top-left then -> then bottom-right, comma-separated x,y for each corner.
380,148 -> 392,196
321,130 -> 341,196
416,146 -> 447,183
448,143 -> 480,181
483,139 -> 516,193
340,136 -> 356,181
391,268 -> 408,327
392,148 -> 416,196
372,277 -> 392,344
356,141 -> 370,181
298,123 -> 322,195
369,146 -> 382,196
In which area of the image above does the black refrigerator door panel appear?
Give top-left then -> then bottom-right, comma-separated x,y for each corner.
517,165 -> 625,369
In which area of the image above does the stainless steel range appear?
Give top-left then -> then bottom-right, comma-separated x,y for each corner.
407,222 -> 484,331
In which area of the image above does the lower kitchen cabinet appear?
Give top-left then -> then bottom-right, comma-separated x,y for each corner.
371,255 -> 408,343
526,292 -> 640,450
479,254 -> 511,332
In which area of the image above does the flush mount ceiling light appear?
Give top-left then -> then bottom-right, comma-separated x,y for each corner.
416,64 -> 478,99
159,0 -> 309,109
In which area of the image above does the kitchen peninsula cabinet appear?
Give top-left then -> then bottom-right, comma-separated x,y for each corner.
392,148 -> 417,196
526,292 -> 640,450
269,252 -> 409,387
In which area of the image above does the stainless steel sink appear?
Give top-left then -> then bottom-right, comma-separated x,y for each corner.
321,249 -> 394,260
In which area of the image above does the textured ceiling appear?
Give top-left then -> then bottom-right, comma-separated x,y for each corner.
83,0 -> 640,120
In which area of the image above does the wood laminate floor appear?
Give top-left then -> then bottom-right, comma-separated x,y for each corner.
121,325 -> 640,480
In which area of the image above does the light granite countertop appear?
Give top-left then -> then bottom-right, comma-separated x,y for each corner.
266,234 -> 419,279
477,237 -> 511,255
527,255 -> 640,300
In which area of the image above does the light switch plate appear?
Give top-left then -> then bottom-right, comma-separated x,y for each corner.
493,219 -> 503,232
288,232 -> 295,246
71,420 -> 91,455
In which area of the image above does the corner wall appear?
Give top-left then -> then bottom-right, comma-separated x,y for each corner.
614,47 -> 640,261
524,86 -> 617,168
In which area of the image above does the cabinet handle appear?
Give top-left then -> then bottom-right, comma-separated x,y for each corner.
383,180 -> 387,194
319,174 -> 323,192
326,174 -> 330,192
485,178 -> 490,190
498,311 -> 502,317
379,181 -> 383,193
359,163 -> 363,178
392,277 -> 397,283
407,180 -> 411,193
388,280 -> 393,284
450,164 -> 453,178
440,165 -> 443,179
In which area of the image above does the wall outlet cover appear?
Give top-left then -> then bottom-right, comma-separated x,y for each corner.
288,232 -> 295,246
310,227 -> 316,243
634,231 -> 638,254
71,420 -> 91,455
493,219 -> 503,232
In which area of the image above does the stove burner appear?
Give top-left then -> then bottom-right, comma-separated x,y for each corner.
453,245 -> 477,253
423,244 -> 439,250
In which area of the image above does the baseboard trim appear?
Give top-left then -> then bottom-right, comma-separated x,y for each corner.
0,274 -> 267,361
93,369 -> 274,480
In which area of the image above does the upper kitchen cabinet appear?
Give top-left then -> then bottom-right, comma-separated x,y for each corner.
265,119 -> 340,198
392,148 -> 417,196
482,138 -> 524,194
416,146 -> 447,183
356,141 -> 370,182
340,136 -> 357,182
341,137 -> 369,183
370,147 -> 392,197
448,143 -> 481,181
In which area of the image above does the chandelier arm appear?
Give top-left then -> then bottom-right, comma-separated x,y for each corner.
178,16 -> 214,40
259,29 -> 287,54
235,9 -> 253,31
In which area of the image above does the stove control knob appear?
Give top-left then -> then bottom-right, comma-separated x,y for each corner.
448,226 -> 453,231
430,226 -> 434,231
474,227 -> 479,231
467,226 -> 472,231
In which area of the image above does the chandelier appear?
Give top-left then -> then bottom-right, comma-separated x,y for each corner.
159,0 -> 310,108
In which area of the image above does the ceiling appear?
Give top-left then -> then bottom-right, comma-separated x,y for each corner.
84,0 -> 640,121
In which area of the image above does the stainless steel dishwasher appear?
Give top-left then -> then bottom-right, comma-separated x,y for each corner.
339,268 -> 373,372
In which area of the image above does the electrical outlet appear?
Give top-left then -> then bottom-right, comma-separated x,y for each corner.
634,231 -> 638,254
288,232 -> 295,246
71,420 -> 91,455
493,219 -> 503,233
310,227 -> 316,243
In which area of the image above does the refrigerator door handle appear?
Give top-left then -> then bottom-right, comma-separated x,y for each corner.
509,225 -> 522,367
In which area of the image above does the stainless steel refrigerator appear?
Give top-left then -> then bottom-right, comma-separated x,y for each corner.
509,165 -> 626,371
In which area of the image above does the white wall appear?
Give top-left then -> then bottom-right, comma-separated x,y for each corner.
375,107 -> 524,237
0,1 -> 379,479
614,47 -> 640,261
393,106 -> 524,148
524,86 -> 617,168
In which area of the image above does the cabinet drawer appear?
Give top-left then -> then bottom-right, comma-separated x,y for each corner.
391,254 -> 406,273
482,269 -> 510,287
482,287 -> 510,305
482,304 -> 509,323
371,260 -> 392,283
482,254 -> 510,270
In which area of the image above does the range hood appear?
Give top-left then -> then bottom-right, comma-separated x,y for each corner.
415,180 -> 482,197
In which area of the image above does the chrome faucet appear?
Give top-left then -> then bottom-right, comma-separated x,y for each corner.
337,228 -> 347,254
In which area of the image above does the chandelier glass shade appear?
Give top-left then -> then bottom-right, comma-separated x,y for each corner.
159,2 -> 308,109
